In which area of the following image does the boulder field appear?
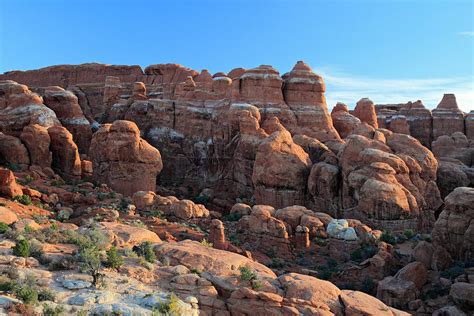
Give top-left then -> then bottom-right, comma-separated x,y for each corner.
0,61 -> 472,315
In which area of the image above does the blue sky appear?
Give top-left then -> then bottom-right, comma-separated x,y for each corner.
0,0 -> 472,111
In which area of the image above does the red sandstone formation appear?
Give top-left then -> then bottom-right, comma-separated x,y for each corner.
431,187 -> 474,268
20,124 -> 52,169
252,126 -> 311,208
89,120 -> 163,196
0,80 -> 60,136
432,94 -> 465,140
331,102 -> 362,138
354,98 -> 378,129
47,126 -> 82,179
42,86 -> 92,154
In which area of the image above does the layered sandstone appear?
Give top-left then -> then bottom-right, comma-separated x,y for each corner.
89,120 -> 163,196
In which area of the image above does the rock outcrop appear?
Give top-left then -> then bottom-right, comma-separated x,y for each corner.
20,124 -> 52,169
89,120 -> 163,196
432,187 -> 474,265
354,98 -> 378,129
252,127 -> 311,208
432,94 -> 465,141
42,86 -> 92,154
0,80 -> 60,136
48,126 -> 82,179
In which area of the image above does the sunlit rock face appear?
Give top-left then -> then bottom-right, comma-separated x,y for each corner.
432,94 -> 465,141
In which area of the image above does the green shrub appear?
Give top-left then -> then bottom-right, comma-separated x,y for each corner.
268,257 -> 287,269
137,241 -> 156,263
239,265 -> 257,282
43,303 -> 64,316
313,237 -> 328,247
194,195 -> 209,206
29,239 -> 44,259
38,288 -> 55,301
5,163 -> 21,172
14,283 -> 38,305
381,230 -> 397,245
22,175 -> 34,185
361,277 -> 375,294
12,239 -> 30,258
78,246 -> 102,286
12,195 -> 32,206
106,246 -> 124,270
222,212 -> 242,222
97,192 -> 108,201
0,222 -> 10,234
251,280 -> 262,291
199,238 -> 213,248
440,264 -> 465,280
403,229 -> 414,240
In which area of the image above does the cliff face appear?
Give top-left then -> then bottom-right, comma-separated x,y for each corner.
0,61 -> 469,230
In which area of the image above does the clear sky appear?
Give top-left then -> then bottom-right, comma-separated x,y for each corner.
0,0 -> 473,111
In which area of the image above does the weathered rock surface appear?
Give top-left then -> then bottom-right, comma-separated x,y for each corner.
0,80 -> 60,136
252,128 -> 311,208
432,94 -> 465,141
89,120 -> 163,196
432,187 -> 474,264
42,86 -> 92,154
48,126 -> 82,179
20,124 -> 52,168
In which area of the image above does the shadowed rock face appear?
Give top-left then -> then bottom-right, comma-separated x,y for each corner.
432,187 -> 474,263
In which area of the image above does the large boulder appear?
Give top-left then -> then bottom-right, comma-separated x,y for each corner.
20,124 -> 52,168
89,120 -> 163,196
98,222 -> 161,248
0,133 -> 30,168
0,168 -> 22,198
331,102 -> 362,138
47,126 -> 82,179
252,128 -> 311,208
42,86 -> 92,154
432,187 -> 474,263
0,80 -> 60,136
354,98 -> 378,129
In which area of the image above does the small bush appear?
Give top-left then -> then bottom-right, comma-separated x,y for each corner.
313,237 -> 328,247
136,241 -> 156,263
43,303 -> 64,316
106,246 -> 124,270
5,163 -> 21,172
38,288 -> 55,301
97,192 -> 108,201
18,175 -> 34,185
381,230 -> 397,245
268,257 -> 287,269
194,195 -> 209,206
361,277 -> 375,294
199,238 -> 213,248
239,265 -> 257,282
251,280 -> 262,291
12,195 -> 32,206
12,239 -> 30,258
403,229 -> 414,240
222,212 -> 242,222
0,222 -> 10,234
14,283 -> 38,305
29,239 -> 44,259
440,264 -> 465,280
